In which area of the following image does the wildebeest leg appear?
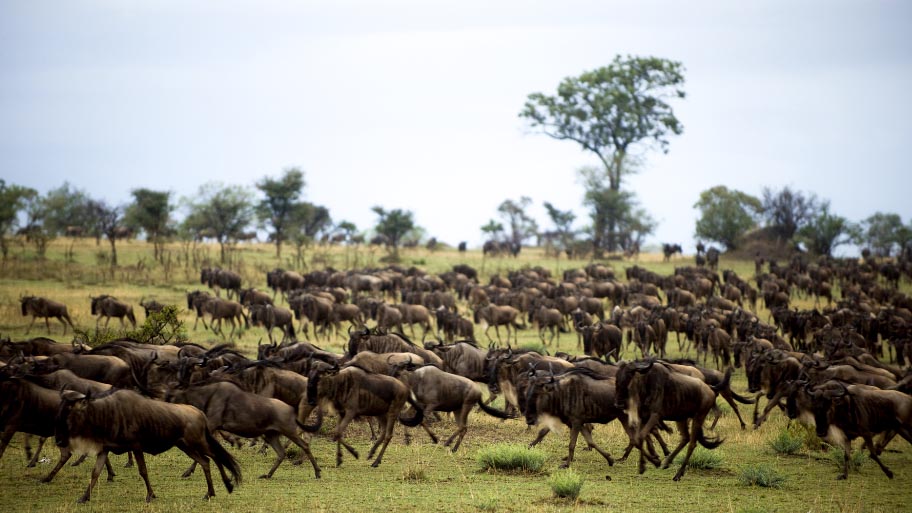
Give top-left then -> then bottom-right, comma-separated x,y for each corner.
0,426 -> 17,461
369,412 -> 398,468
559,425 -> 582,468
125,451 -> 134,468
45,316 -> 52,335
334,412 -> 360,466
288,434 -> 321,479
191,453 -> 217,498
24,314 -> 36,335
720,391 -> 748,430
26,436 -> 47,467
862,435 -> 893,479
41,447 -> 73,483
708,405 -> 723,430
579,424 -> 614,466
419,421 -> 439,445
444,404 -> 471,452
77,449 -> 110,503
260,433 -> 287,479
754,389 -> 787,428
71,454 -> 87,466
528,428 -> 550,449
662,420 -> 690,469
182,461 -> 198,478
132,451 -> 157,502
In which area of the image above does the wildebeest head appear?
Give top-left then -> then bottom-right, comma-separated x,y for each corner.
808,381 -> 848,439
613,359 -> 653,409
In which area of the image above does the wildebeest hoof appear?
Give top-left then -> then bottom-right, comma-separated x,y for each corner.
370,461 -> 381,468
558,462 -> 570,469
258,474 -> 271,479
181,470 -> 193,479
605,475 -> 612,481
77,495 -> 90,504
673,474 -> 683,481
146,493 -> 156,502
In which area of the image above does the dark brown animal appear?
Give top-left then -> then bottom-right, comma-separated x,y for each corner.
20,296 -> 75,335
91,295 -> 137,329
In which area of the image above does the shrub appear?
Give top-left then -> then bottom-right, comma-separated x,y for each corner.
519,341 -> 548,355
769,428 -> 804,455
548,469 -> 584,500
476,444 -> 545,473
826,445 -> 866,472
674,447 -> 722,470
738,464 -> 787,489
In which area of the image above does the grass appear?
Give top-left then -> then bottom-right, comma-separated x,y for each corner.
825,445 -> 868,472
769,427 -> 805,455
738,464 -> 788,489
673,447 -> 723,470
547,469 -> 584,500
476,444 -> 546,473
2,240 -> 912,512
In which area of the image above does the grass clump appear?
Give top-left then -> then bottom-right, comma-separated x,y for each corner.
547,469 -> 584,500
739,464 -> 787,489
769,427 -> 804,455
476,444 -> 545,473
674,447 -> 723,470
825,445 -> 867,471
519,341 -> 548,355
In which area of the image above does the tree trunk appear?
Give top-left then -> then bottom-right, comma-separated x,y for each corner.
275,239 -> 281,259
108,237 -> 118,267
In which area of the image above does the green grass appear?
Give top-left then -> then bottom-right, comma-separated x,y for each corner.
673,447 -> 723,470
739,464 -> 788,489
547,469 -> 584,500
476,444 -> 546,473
2,240 -> 912,512
769,427 -> 805,455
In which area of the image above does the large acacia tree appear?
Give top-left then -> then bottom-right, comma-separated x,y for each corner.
256,167 -> 307,259
694,186 -> 762,251
125,188 -> 173,262
521,55 -> 685,251
372,206 -> 415,261
183,183 -> 255,263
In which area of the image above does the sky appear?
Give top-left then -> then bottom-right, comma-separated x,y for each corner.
2,0 -> 910,255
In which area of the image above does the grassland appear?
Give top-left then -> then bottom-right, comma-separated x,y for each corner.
1,239 -> 910,512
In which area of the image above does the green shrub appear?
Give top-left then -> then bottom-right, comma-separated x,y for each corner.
826,445 -> 866,471
738,464 -> 787,489
769,428 -> 804,455
518,341 -> 548,355
476,444 -> 545,473
674,447 -> 722,470
548,469 -> 584,500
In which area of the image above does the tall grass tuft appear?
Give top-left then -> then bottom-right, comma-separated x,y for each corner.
826,445 -> 867,472
674,447 -> 723,470
770,427 -> 804,455
547,469 -> 584,500
519,341 -> 548,355
476,444 -> 545,473
739,464 -> 787,489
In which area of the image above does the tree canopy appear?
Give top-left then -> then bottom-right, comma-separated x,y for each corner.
183,183 -> 255,263
693,186 -> 762,251
497,196 -> 538,249
859,212 -> 910,257
372,206 -> 415,260
255,167 -> 307,258
125,188 -> 173,262
0,180 -> 37,259
761,186 -> 818,241
797,202 -> 856,257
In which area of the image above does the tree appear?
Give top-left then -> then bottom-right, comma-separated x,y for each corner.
41,182 -> 95,238
797,202 -> 856,257
497,196 -> 538,249
480,220 -> 504,240
125,188 -> 173,262
0,180 -> 38,259
371,206 -> 415,261
859,212 -> 907,257
89,200 -> 124,267
183,183 -> 255,263
693,186 -> 762,251
521,55 -> 685,250
255,167 -> 306,259
543,202 -> 577,257
579,165 -> 656,255
761,186 -> 818,241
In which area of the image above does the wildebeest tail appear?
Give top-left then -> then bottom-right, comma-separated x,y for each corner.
478,400 -> 515,419
731,389 -> 755,404
206,430 -> 242,490
697,429 -> 724,450
399,396 -> 424,427
710,367 -> 733,395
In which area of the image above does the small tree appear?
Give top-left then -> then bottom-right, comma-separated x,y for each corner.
481,220 -> 504,241
761,186 -> 818,241
543,201 -> 577,257
255,167 -> 307,259
183,183 -> 255,263
859,212 -> 907,257
0,180 -> 37,260
372,206 -> 415,261
797,202 -> 857,257
90,200 -> 123,267
125,188 -> 173,262
693,186 -> 762,251
497,197 -> 538,250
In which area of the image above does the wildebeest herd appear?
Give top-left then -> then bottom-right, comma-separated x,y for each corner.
2,253 -> 912,503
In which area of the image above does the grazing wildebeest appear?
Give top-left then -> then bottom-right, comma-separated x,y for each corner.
197,297 -> 247,338
248,304 -> 295,344
91,295 -> 137,329
662,243 -> 683,262
615,359 -> 724,481
298,365 -> 424,468
201,267 -> 242,300
165,380 -> 320,479
20,296 -> 75,335
474,304 -> 523,344
55,388 -> 242,503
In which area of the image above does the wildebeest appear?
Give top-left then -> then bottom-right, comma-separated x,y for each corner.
248,304 -> 295,344
662,243 -> 683,262
138,298 -> 167,318
346,328 -> 443,367
55,388 -> 242,502
32,351 -> 133,388
20,296 -> 75,335
165,380 -> 320,479
201,267 -> 242,300
298,365 -> 424,468
615,359 -> 724,481
196,297 -> 247,338
91,295 -> 137,329
239,288 -> 273,307
579,322 -> 623,362
786,380 -> 912,480
474,304 -> 523,344
390,362 -> 513,452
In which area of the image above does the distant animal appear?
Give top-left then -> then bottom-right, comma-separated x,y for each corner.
662,243 -> 683,262
90,295 -> 137,329
20,296 -> 75,335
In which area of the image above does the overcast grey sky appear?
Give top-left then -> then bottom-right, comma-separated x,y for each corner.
2,0 -> 910,254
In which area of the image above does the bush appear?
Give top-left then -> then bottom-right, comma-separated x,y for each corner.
476,444 -> 545,473
519,341 -> 548,355
769,428 -> 804,455
674,447 -> 722,470
738,464 -> 787,489
826,445 -> 866,471
548,469 -> 584,500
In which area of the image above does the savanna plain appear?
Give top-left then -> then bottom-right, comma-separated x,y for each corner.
0,240 -> 910,513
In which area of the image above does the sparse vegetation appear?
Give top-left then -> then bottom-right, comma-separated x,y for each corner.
769,427 -> 804,455
547,469 -> 584,500
476,444 -> 546,473
739,464 -> 788,489
674,447 -> 723,470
